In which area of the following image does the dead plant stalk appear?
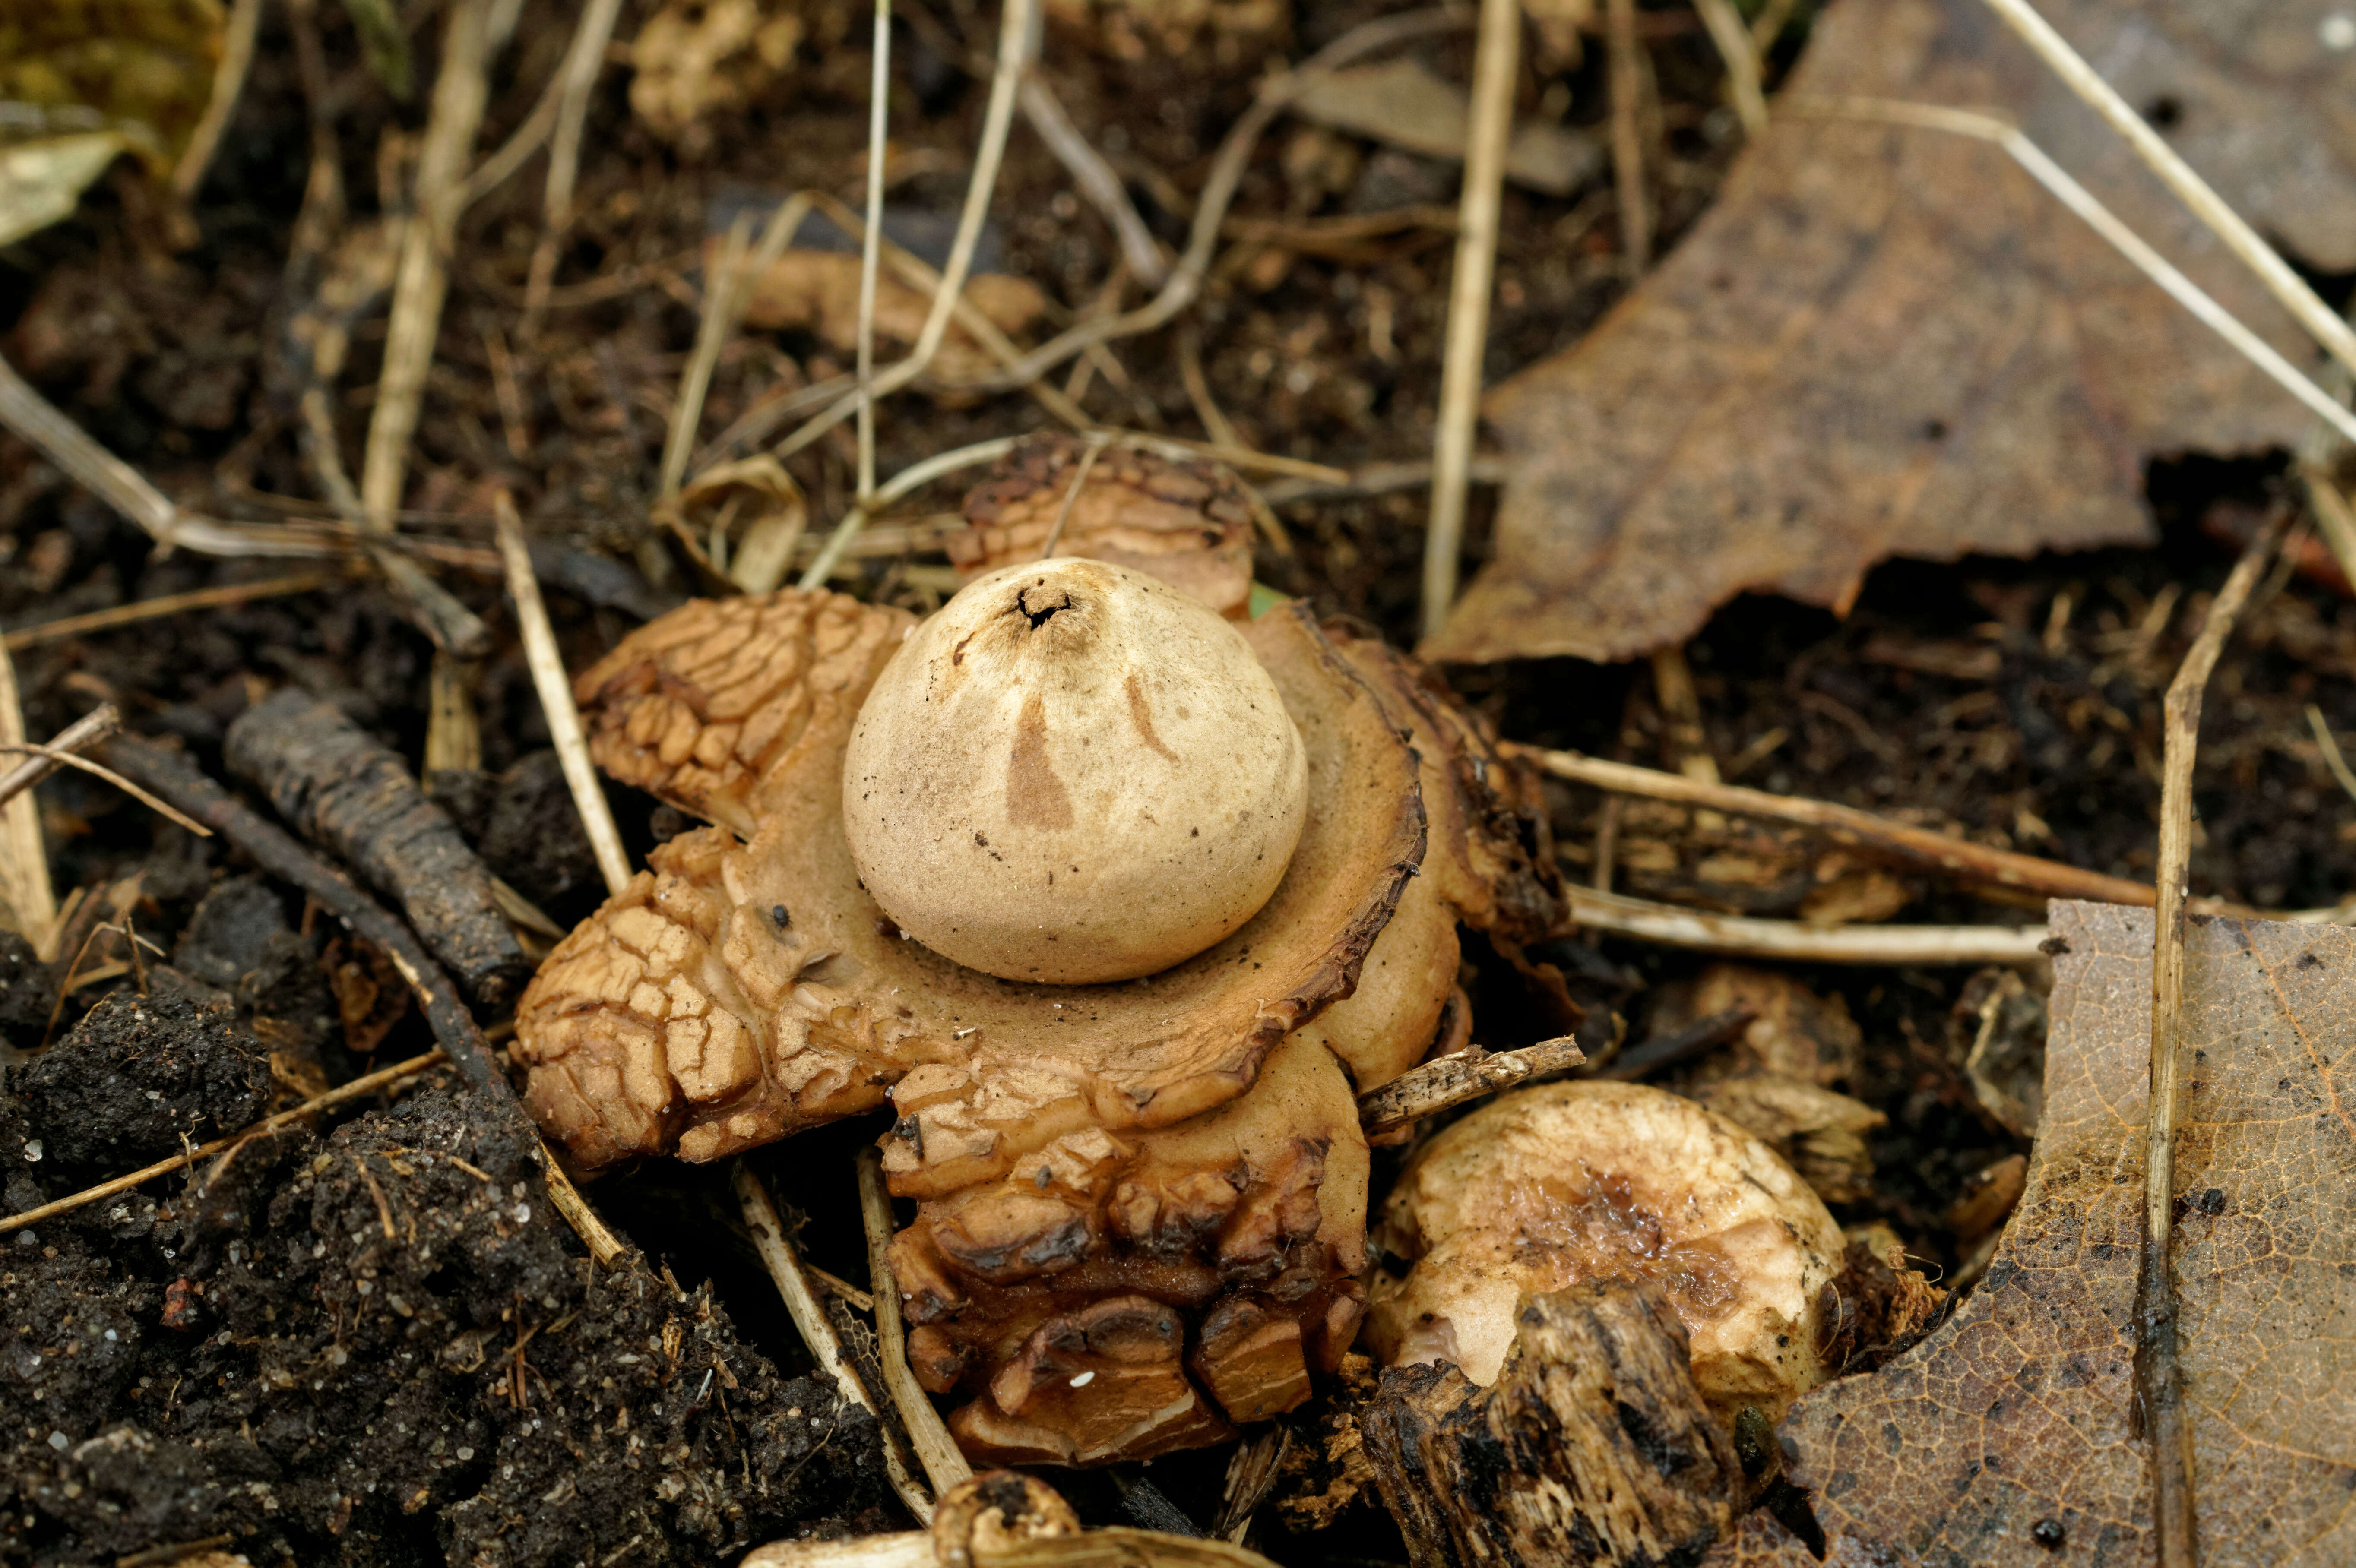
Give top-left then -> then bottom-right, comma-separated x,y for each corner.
0,635 -> 54,951
2139,509 -> 2290,1567
1563,885 -> 2047,966
1516,742 -> 2160,906
1420,0 -> 1518,643
493,493 -> 632,897
856,1147 -> 974,1497
734,1163 -> 934,1522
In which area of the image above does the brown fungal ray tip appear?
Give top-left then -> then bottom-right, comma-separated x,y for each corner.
517,579 -> 1568,1463
949,433 -> 1257,617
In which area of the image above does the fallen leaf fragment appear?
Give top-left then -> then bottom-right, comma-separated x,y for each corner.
1770,901 -> 2356,1566
1290,58 -> 1602,197
731,243 -> 1048,387
1429,0 -> 2340,664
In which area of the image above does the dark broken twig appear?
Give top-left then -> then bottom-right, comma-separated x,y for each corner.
1358,1037 -> 1586,1137
98,735 -> 625,1266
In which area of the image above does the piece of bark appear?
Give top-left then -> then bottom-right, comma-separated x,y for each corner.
225,689 -> 530,1005
1363,1280 -> 1739,1568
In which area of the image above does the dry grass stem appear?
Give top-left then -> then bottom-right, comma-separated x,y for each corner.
0,634 -> 54,952
735,1163 -> 935,1522
958,9 -> 1470,397
1977,0 -> 2356,381
1020,77 -> 1170,288
1564,885 -> 2048,965
1517,742 -> 2160,905
0,705 -> 119,812
796,190 -> 1093,434
1,575 -> 334,650
425,652 -> 484,774
1175,325 -> 1246,453
1749,0 -> 1800,52
539,1157 -> 627,1268
493,492 -> 632,896
799,437 -> 1025,589
1784,98 -> 2356,450
1258,454 -> 1508,506
856,0 -> 894,501
172,0 -> 265,208
1419,0 -> 1517,643
775,0 -> 1041,471
0,743 -> 211,838
1606,0 -> 1653,270
2308,704 -> 2356,806
1358,1037 -> 1586,1136
521,0 -> 628,331
488,875 -> 566,939
361,0 -> 495,531
2138,509 -> 2288,1568
1691,0 -> 1767,135
857,1147 -> 975,1497
0,1050 -> 452,1238
0,354 -> 335,559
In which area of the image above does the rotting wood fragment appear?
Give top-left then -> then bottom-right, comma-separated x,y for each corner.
1363,1280 -> 1739,1568
225,688 -> 530,1005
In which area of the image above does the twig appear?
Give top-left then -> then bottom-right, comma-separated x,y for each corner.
1019,77 -> 1169,289
1564,885 -> 2048,965
1976,0 -> 2356,383
96,734 -> 628,1267
1175,326 -> 1245,454
1783,98 -> 2356,449
1605,0 -> 1652,270
0,743 -> 212,838
1358,1037 -> 1586,1136
0,1050 -> 448,1236
494,493 -> 632,898
856,1147 -> 973,1497
1690,0 -> 1767,136
3,574 -> 335,650
1039,435 -> 1113,560
360,0 -> 494,531
521,0 -> 627,333
857,0 -> 894,503
2138,509 -> 2287,1568
1514,742 -> 2160,906
662,203 -> 806,501
171,0 -> 264,207
776,0 -> 1041,481
1258,455 -> 1509,506
735,1162 -> 935,1523
425,652 -> 483,774
0,354 -> 338,559
941,9 -> 1472,399
2309,705 -> 2356,806
1749,0 -> 1799,53
799,438 -> 1025,588
1421,0 -> 1517,645
0,636 -> 55,949
1593,1005 -> 1755,1082
0,705 -> 119,812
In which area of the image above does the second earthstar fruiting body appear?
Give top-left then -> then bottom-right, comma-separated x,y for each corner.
842,559 -> 1309,985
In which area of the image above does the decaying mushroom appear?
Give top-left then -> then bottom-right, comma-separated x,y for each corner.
512,436 -> 1564,1465
1365,1080 -> 1846,1431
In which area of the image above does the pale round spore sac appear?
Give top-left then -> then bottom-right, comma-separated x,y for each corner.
1366,1080 -> 1847,1429
842,558 -> 1309,985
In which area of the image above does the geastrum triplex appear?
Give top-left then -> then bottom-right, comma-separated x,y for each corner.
514,438 -> 1564,1464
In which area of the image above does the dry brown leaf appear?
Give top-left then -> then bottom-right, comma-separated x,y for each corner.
1764,901 -> 2356,1565
732,244 -> 1049,388
1427,0 -> 2349,664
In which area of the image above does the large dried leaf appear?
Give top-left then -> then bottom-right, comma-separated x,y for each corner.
1428,0 -> 2351,664
1758,901 -> 2356,1565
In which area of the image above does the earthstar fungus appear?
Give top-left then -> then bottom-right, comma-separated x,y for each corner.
513,438 -> 1564,1464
